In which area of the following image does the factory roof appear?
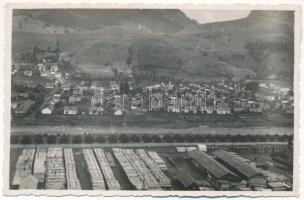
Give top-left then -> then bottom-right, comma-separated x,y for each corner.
213,149 -> 260,179
175,171 -> 196,189
189,149 -> 235,179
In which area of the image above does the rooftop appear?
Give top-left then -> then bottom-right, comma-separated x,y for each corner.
213,149 -> 260,179
189,149 -> 235,179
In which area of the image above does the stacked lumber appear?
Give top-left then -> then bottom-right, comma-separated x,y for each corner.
112,148 -> 143,190
94,148 -> 120,190
136,149 -> 171,188
12,149 -> 35,186
124,149 -> 160,190
45,148 -> 66,189
64,148 -> 81,190
83,149 -> 105,190
147,151 -> 168,170
33,148 -> 47,183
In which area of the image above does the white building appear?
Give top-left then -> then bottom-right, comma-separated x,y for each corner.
41,104 -> 54,115
114,109 -> 123,116
64,106 -> 78,115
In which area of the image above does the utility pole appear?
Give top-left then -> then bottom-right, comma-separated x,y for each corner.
204,89 -> 207,112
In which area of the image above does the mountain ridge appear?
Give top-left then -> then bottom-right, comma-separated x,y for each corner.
12,9 -> 294,80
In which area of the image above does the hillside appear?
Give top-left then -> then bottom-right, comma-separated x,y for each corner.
12,10 -> 294,80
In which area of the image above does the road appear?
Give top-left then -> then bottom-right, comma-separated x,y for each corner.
10,125 -> 293,136
10,141 -> 289,149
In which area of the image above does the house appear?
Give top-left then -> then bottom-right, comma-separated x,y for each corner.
50,64 -> 59,74
64,106 -> 78,115
15,100 -> 34,114
267,182 -> 291,191
23,71 -> 32,77
189,149 -> 239,190
110,81 -> 119,91
41,104 -> 54,114
37,63 -> 46,72
54,72 -> 62,78
114,109 -> 123,116
205,105 -> 214,114
249,107 -> 262,113
73,89 -> 83,97
11,101 -> 18,110
69,96 -> 82,104
18,92 -> 30,99
45,82 -> 54,89
216,102 -> 231,114
266,95 -> 276,101
62,82 -> 70,91
40,71 -> 49,77
213,150 -> 267,188
53,94 -> 61,103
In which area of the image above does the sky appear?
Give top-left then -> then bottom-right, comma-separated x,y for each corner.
182,10 -> 251,24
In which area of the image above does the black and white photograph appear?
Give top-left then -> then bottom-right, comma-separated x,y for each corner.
3,5 -> 299,196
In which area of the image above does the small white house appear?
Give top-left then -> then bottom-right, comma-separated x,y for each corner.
50,65 -> 59,74
64,106 -> 78,115
41,104 -> 54,114
114,109 -> 123,116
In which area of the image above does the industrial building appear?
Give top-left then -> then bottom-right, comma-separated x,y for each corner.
174,171 -> 198,190
188,149 -> 239,190
213,150 -> 267,188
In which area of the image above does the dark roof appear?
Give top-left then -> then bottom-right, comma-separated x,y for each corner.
189,149 -> 234,179
213,150 -> 260,178
175,172 -> 195,188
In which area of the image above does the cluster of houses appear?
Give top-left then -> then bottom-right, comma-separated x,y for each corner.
11,92 -> 34,115
36,78 -> 294,116
12,57 -> 294,117
138,80 -> 294,115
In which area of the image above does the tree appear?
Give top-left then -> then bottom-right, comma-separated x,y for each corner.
246,81 -> 259,94
185,135 -> 195,142
72,135 -> 82,144
173,134 -> 184,142
11,135 -> 20,144
96,135 -> 106,143
152,135 -> 162,143
47,135 -> 57,144
108,135 -> 117,143
119,134 -> 130,143
163,135 -> 174,143
141,135 -> 152,143
84,134 -> 94,144
59,135 -> 69,144
21,135 -> 32,144
130,135 -> 140,143
34,134 -> 43,144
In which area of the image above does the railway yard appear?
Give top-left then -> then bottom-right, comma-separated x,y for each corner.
10,142 -> 293,191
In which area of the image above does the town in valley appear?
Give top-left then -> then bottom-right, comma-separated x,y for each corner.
9,9 -> 294,192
